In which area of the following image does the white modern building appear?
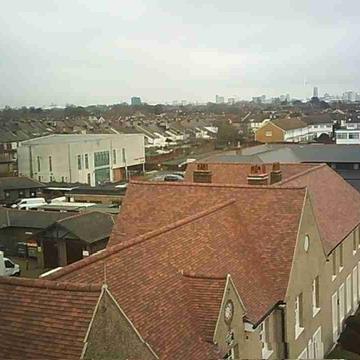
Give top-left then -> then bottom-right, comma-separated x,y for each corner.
336,130 -> 360,145
17,134 -> 145,186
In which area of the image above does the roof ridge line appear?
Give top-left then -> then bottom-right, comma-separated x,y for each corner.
129,180 -> 306,190
191,161 -> 316,166
0,276 -> 102,292
276,163 -> 327,185
181,271 -> 227,281
46,199 -> 237,280
56,210 -> 108,224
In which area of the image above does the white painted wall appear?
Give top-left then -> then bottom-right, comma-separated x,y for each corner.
308,124 -> 333,138
18,134 -> 145,186
336,130 -> 360,144
284,127 -> 313,142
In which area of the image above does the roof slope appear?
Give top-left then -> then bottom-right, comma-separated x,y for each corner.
0,276 -> 101,359
0,176 -> 45,190
279,164 -> 360,253
271,117 -> 307,130
184,162 -> 317,184
185,162 -> 360,254
182,273 -> 226,343
47,183 -> 306,359
0,208 -> 70,229
56,211 -> 114,243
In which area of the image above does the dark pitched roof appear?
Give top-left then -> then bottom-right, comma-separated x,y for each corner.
271,117 -> 307,130
0,177 -> 45,190
219,144 -> 360,164
56,211 -> 114,243
0,276 -> 101,359
0,208 -> 70,229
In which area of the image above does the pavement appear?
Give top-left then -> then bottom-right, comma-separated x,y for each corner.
9,257 -> 49,278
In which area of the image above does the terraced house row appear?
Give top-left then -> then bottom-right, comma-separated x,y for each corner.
1,162 -> 360,359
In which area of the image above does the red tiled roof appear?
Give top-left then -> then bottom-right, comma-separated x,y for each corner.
186,162 -> 360,254
279,164 -> 360,253
182,273 -> 226,343
184,162 -> 317,184
0,276 -> 101,359
47,184 -> 306,359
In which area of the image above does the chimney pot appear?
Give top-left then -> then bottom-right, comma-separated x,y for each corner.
247,164 -> 269,185
193,163 -> 212,183
270,162 -> 282,184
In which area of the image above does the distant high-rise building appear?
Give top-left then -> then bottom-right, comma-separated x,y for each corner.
228,97 -> 235,105
131,97 -> 142,106
313,87 -> 319,98
342,91 -> 356,103
215,95 -> 225,104
252,95 -> 266,104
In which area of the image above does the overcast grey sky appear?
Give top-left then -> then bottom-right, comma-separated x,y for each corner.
1,0 -> 359,107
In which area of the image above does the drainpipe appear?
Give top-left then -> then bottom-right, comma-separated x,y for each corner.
279,303 -> 289,359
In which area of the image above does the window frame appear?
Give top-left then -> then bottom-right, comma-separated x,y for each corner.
77,154 -> 82,170
85,154 -> 89,169
346,274 -> 352,314
312,276 -> 320,317
295,293 -> 304,339
259,317 -> 273,359
332,251 -> 337,280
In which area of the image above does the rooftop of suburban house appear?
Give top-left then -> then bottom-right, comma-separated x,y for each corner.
269,117 -> 308,130
43,162 -> 360,359
184,162 -> 360,253
46,181 -> 307,359
0,276 -> 101,359
0,208 -> 115,242
184,162 -> 317,184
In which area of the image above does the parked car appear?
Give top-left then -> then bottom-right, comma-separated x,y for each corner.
163,174 -> 184,182
11,197 -> 46,210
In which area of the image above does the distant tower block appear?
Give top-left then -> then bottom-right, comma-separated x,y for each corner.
313,87 -> 319,98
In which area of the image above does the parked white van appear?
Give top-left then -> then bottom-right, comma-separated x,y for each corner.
11,197 -> 46,210
0,252 -> 20,277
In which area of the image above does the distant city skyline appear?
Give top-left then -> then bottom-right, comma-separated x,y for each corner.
1,0 -> 360,107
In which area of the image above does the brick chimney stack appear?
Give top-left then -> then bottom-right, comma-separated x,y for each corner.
270,162 -> 282,185
193,163 -> 212,183
247,164 -> 269,185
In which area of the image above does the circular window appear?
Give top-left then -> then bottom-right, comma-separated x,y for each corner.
304,235 -> 310,252
224,300 -> 234,324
